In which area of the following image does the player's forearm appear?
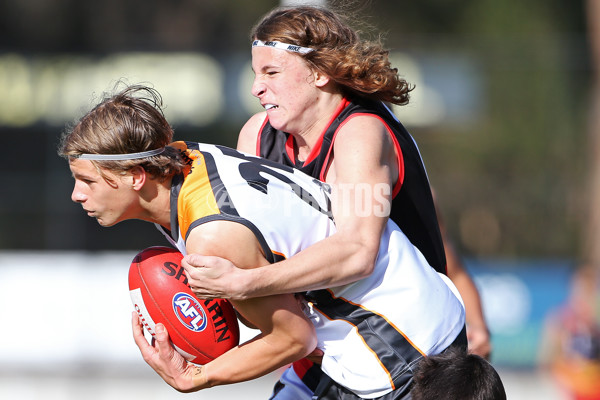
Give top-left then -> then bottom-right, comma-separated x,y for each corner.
445,255 -> 491,357
200,329 -> 316,387
446,257 -> 487,329
196,292 -> 318,388
248,232 -> 379,297
445,244 -> 488,329
456,275 -> 487,329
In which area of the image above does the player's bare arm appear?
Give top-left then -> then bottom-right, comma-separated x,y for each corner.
236,112 -> 266,154
183,116 -> 398,299
135,220 -> 317,392
444,241 -> 491,358
316,115 -> 399,279
253,116 -> 398,292
435,192 -> 491,359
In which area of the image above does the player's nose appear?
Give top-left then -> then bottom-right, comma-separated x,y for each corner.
71,186 -> 86,203
251,77 -> 266,98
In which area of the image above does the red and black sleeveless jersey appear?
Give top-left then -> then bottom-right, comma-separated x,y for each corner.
257,96 -> 447,275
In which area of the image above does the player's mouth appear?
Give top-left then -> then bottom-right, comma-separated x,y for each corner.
264,103 -> 278,111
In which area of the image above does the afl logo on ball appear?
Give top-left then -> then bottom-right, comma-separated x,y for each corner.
173,292 -> 208,332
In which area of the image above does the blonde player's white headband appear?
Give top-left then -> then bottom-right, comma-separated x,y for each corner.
74,147 -> 166,160
252,40 -> 314,54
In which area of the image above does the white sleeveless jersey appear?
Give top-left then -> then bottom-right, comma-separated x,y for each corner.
156,142 -> 465,398
156,141 -> 336,261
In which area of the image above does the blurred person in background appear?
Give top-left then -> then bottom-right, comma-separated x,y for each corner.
540,265 -> 600,400
180,4 -> 490,399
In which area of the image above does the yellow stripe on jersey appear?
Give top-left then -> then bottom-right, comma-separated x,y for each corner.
175,144 -> 221,240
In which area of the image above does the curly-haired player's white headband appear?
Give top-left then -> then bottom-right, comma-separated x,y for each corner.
73,147 -> 166,160
252,40 -> 314,54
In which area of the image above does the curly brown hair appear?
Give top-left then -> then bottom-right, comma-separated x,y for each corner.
251,6 -> 412,105
59,84 -> 188,180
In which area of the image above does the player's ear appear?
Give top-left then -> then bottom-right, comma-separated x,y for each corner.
130,166 -> 147,191
313,70 -> 330,88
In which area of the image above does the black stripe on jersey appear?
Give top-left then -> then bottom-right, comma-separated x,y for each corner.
216,144 -> 296,174
216,145 -> 333,220
184,147 -> 277,264
306,289 -> 423,390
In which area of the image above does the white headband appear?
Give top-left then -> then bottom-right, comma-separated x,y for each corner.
252,40 -> 314,54
74,147 -> 166,160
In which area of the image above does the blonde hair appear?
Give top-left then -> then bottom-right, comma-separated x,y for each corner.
59,84 -> 188,180
251,6 -> 412,105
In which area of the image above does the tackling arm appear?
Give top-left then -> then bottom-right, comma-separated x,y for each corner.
184,116 -> 397,299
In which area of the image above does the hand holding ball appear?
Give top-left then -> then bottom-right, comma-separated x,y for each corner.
128,246 -> 240,365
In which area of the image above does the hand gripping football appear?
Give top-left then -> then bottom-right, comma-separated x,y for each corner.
129,246 -> 240,365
